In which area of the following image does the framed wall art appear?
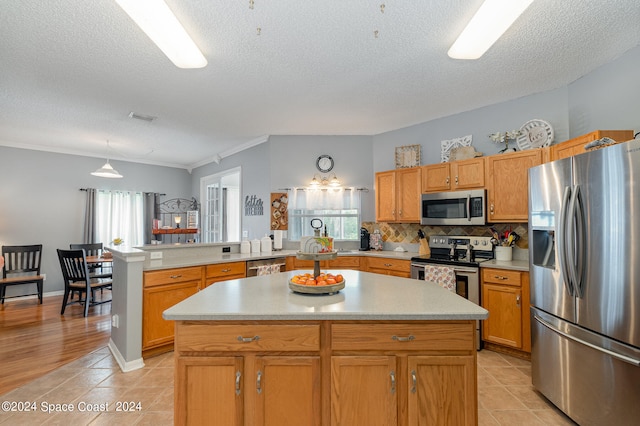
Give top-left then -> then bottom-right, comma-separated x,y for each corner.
395,144 -> 421,168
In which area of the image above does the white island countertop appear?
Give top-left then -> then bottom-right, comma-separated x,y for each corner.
163,269 -> 488,321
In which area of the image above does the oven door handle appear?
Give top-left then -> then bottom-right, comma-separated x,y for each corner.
452,267 -> 479,274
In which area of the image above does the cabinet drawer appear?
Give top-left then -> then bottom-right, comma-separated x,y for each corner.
331,323 -> 474,351
327,256 -> 361,269
482,268 -> 521,286
366,257 -> 410,273
206,262 -> 246,278
144,266 -> 203,288
176,324 -> 321,352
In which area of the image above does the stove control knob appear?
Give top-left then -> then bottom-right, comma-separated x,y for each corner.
482,241 -> 488,246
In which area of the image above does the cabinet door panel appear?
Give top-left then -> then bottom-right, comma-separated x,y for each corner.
142,280 -> 199,349
453,157 -> 484,189
408,355 -> 476,426
486,150 -> 541,222
176,356 -> 244,426
396,168 -> 422,222
482,284 -> 522,348
331,356 -> 397,426
375,171 -> 396,222
255,356 -> 321,426
422,164 -> 451,192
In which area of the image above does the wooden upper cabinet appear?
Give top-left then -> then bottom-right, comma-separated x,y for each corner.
485,150 -> 542,222
452,157 -> 485,189
551,130 -> 634,161
375,170 -> 396,222
422,158 -> 484,193
375,167 -> 421,223
421,163 -> 450,192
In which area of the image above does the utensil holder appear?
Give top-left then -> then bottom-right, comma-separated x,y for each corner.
495,246 -> 513,261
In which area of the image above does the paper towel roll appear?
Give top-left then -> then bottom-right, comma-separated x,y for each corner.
273,230 -> 283,249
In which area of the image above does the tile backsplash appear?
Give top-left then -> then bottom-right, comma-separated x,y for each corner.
362,222 -> 529,248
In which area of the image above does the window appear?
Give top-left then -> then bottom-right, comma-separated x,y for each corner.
96,190 -> 145,246
288,188 -> 360,241
200,167 -> 241,242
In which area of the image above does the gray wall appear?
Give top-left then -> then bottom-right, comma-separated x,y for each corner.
0,146 -> 191,297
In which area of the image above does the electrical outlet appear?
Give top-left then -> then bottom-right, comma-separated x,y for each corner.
150,252 -> 163,259
42,274 -> 46,281
222,246 -> 231,253
111,314 -> 119,328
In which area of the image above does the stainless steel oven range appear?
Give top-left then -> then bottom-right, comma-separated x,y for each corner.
410,235 -> 494,350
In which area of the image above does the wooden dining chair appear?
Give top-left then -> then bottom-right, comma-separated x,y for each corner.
1,244 -> 44,304
57,249 -> 112,317
69,243 -> 112,278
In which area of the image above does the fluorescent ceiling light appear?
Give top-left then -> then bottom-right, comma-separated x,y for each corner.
115,0 -> 207,69
91,160 -> 123,178
448,0 -> 534,60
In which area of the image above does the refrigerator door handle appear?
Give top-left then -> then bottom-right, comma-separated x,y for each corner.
566,185 -> 581,294
534,315 -> 640,367
573,185 -> 586,297
558,186 -> 575,296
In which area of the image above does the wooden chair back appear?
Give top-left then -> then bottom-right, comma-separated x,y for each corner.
2,244 -> 43,278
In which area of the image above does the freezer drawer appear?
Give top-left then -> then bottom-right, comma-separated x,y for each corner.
531,308 -> 640,426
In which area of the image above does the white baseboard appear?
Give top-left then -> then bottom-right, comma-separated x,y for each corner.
1,290 -> 64,303
108,339 -> 145,373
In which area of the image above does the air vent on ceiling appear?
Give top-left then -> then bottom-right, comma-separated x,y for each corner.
128,112 -> 157,122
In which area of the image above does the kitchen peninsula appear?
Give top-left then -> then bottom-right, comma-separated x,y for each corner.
164,269 -> 488,425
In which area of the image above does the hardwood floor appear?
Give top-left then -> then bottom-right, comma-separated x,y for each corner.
0,292 -> 111,395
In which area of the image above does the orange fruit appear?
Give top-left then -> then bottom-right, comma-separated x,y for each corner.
326,278 -> 336,285
317,280 -> 327,286
335,274 -> 344,283
306,279 -> 316,286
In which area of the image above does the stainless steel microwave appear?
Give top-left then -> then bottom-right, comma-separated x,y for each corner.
421,189 -> 486,226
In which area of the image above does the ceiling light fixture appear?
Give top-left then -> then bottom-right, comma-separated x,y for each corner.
91,141 -> 123,178
114,0 -> 208,69
447,0 -> 534,60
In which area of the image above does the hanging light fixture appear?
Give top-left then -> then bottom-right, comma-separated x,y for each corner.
91,141 -> 123,178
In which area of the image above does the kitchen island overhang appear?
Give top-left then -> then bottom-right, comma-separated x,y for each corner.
164,270 -> 488,425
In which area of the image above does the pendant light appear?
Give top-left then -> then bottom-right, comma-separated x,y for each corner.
91,141 -> 123,178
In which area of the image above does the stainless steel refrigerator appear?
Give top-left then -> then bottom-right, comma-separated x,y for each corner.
529,139 -> 640,426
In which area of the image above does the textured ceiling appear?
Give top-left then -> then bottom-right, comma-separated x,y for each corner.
1,0 -> 639,170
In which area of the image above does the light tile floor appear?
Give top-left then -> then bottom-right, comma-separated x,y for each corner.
0,347 -> 576,425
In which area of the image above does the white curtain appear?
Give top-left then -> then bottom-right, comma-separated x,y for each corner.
289,187 -> 359,210
96,190 -> 145,246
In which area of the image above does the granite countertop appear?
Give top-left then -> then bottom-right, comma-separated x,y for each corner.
163,269 -> 488,321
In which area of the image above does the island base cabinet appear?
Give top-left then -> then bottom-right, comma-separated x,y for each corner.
331,356 -> 398,426
407,356 -> 476,426
176,356 -> 244,426
175,355 -> 321,426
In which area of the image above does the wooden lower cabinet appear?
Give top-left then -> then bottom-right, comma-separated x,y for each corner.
176,355 -> 321,426
365,257 -> 411,278
481,268 -> 531,353
142,266 -> 202,353
205,261 -> 246,287
174,320 -> 478,426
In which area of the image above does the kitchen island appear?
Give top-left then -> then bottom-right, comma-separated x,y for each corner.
164,269 -> 488,425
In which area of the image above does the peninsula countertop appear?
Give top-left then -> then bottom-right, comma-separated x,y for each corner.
163,269 -> 488,321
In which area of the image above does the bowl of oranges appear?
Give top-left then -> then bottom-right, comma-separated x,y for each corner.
289,272 -> 345,295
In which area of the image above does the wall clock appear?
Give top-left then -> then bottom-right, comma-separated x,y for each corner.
316,155 -> 334,173
517,119 -> 554,150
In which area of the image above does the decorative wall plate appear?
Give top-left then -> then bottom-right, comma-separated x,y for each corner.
440,135 -> 472,163
517,119 -> 554,150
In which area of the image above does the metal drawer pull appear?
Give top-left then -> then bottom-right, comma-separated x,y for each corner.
516,294 -> 521,306
384,263 -> 392,267
169,274 -> 182,279
237,335 -> 260,343
411,370 -> 417,394
390,370 -> 396,394
221,268 -> 231,272
494,275 -> 509,280
391,335 -> 415,342
256,371 -> 262,394
235,371 -> 242,395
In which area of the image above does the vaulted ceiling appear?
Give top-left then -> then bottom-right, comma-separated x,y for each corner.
1,1 -> 639,169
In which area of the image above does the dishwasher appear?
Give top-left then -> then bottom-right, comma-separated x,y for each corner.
246,257 -> 287,276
